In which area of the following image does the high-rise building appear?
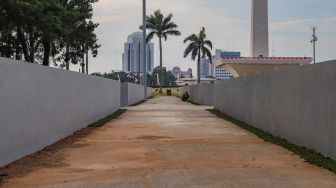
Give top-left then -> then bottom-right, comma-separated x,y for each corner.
200,58 -> 213,78
122,32 -> 154,74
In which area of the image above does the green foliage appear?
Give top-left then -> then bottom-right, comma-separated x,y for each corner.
0,0 -> 100,68
209,109 -> 336,174
92,67 -> 177,87
147,66 -> 177,87
91,72 -> 136,84
184,27 -> 213,83
88,109 -> 127,128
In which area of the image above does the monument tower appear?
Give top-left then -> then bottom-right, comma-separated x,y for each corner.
251,0 -> 269,57
215,0 -> 312,77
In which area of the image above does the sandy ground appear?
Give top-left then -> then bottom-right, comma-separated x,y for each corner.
1,96 -> 336,188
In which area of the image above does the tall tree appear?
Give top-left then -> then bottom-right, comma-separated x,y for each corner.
0,0 -> 100,70
183,27 -> 213,84
141,9 -> 181,94
60,0 -> 99,71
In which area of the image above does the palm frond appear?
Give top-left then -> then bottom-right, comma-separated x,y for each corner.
183,34 -> 198,43
146,31 -> 156,43
204,40 -> 213,49
162,13 -> 173,26
201,46 -> 212,61
199,27 -> 206,41
162,33 -> 167,41
162,22 -> 178,30
191,47 -> 199,61
163,30 -> 181,38
183,43 -> 197,58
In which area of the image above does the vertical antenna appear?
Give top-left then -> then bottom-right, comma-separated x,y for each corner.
310,26 -> 318,64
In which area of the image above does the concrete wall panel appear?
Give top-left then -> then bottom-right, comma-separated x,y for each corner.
214,60 -> 336,159
0,58 -> 121,166
120,83 -> 152,107
178,84 -> 214,106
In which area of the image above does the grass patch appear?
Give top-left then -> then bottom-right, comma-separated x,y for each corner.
152,88 -> 180,97
88,109 -> 127,128
208,109 -> 336,174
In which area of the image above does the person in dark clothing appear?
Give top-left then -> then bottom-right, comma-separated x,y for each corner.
181,91 -> 189,101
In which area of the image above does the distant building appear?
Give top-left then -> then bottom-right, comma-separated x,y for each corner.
122,32 -> 154,74
215,49 -> 241,58
200,59 -> 213,78
198,49 -> 236,79
214,66 -> 232,79
169,66 -> 192,78
177,78 -> 218,86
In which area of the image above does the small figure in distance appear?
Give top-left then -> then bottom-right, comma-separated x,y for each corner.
181,91 -> 189,101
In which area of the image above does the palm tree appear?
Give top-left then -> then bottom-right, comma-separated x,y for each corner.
183,27 -> 213,84
142,9 -> 181,94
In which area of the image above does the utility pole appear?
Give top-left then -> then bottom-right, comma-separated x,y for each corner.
310,26 -> 318,64
142,0 -> 147,99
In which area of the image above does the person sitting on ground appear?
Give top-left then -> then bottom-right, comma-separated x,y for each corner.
181,91 -> 189,101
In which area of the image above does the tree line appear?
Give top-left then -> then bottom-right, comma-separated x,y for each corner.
92,66 -> 178,87
0,0 -> 100,72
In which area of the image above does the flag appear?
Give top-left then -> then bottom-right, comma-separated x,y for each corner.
175,73 -> 180,83
118,74 -> 121,82
156,73 -> 160,86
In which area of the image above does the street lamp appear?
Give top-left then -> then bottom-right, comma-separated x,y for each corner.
310,26 -> 318,64
142,0 -> 147,99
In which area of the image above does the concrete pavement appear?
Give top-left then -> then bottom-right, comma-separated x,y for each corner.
1,96 -> 336,187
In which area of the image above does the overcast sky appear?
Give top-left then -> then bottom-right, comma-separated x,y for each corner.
85,0 -> 336,74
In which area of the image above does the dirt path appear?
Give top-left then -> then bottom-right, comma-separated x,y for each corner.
1,97 -> 336,187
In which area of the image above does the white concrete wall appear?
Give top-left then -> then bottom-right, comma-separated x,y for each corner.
189,84 -> 214,106
0,58 -> 121,166
120,83 -> 152,107
214,60 -> 336,159
178,84 -> 214,106
178,86 -> 188,98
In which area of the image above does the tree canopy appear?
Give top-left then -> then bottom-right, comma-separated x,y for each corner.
183,27 -> 213,83
0,0 -> 100,69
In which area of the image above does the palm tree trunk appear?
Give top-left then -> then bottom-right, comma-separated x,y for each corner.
159,37 -> 163,95
197,49 -> 201,84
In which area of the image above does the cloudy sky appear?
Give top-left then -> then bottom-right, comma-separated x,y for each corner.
86,0 -> 336,74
